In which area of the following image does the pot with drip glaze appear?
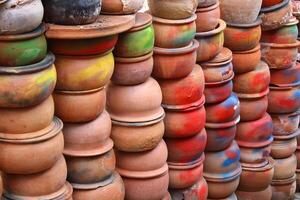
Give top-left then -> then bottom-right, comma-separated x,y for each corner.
271,175 -> 297,200
195,2 -> 220,32
239,94 -> 268,122
271,112 -> 299,136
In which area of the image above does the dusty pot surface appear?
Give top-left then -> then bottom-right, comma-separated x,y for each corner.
205,79 -> 233,104
54,88 -> 106,123
0,0 -> 44,35
219,0 -> 262,24
101,0 -> 144,14
270,62 -> 300,87
236,186 -> 272,200
271,134 -> 298,159
273,154 -> 297,180
239,144 -> 271,165
43,0 -> 101,25
196,2 -> 220,32
239,94 -> 268,122
148,0 -> 197,20
271,112 -> 299,136
271,175 -> 297,200
152,40 -> 198,79
153,15 -> 196,48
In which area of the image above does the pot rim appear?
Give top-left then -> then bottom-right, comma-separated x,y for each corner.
54,87 -> 104,95
232,44 -> 261,54
241,157 -> 275,172
0,24 -> 45,41
269,84 -> 300,90
282,17 -> 299,27
112,113 -> 164,127
271,110 -> 299,118
270,63 -> 300,87
154,39 -> 199,55
205,73 -> 234,86
204,164 -> 242,182
61,182 -> 73,199
260,40 -> 300,49
55,48 -> 113,59
271,174 -> 296,185
205,116 -> 240,129
196,1 -> 219,12
152,14 -> 197,25
236,88 -> 269,99
274,128 -> 300,141
129,13 -> 152,32
115,51 -> 153,63
162,95 -> 205,111
168,153 -> 205,168
201,48 -> 233,66
237,135 -> 274,148
260,0 -> 290,13
195,19 -> 226,37
71,173 -> 114,190
226,18 -> 262,28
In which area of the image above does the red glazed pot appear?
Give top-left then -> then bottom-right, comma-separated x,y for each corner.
271,112 -> 299,136
112,52 -> 153,86
195,19 -> 226,62
236,186 -> 272,200
195,2 -> 220,32
166,128 -> 207,164
232,45 -> 261,74
152,40 -> 199,79
239,94 -> 268,122
239,144 -> 271,165
271,175 -> 297,200
271,133 -> 298,159
270,62 -> 300,87
204,79 -> 233,104
262,0 -> 284,7
54,88 -> 106,123
152,15 -> 196,48
224,19 -> 262,51
273,154 -> 297,180
107,77 -> 164,123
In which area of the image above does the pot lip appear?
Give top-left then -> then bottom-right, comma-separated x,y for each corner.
196,1 -> 219,12
232,44 -> 261,54
117,163 -> 169,179
168,153 -> 205,169
55,48 -> 113,59
271,174 -> 296,185
112,113 -> 164,127
115,51 -> 153,63
0,117 -> 63,142
129,13 -> 152,32
195,19 -> 226,37
241,157 -> 275,172
260,0 -> 290,13
260,40 -> 300,48
226,18 -> 262,28
152,14 -> 197,25
274,128 -> 300,141
205,116 -> 240,129
205,73 -> 234,86
270,110 -> 299,118
154,39 -> 199,55
204,164 -> 242,182
0,24 -> 45,41
71,173 -> 114,190
282,17 -> 299,27
0,53 -> 55,74
270,80 -> 300,88
201,47 -> 233,66
162,95 -> 205,111
236,88 -> 269,99
55,87 -> 104,95
269,84 -> 300,90
237,135 -> 274,148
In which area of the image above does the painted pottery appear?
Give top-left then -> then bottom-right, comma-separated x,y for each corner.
43,0 -> 101,25
204,79 -> 233,104
197,0 -> 217,7
271,175 -> 297,200
54,88 -> 105,123
271,134 -> 298,158
101,0 -> 144,14
0,0 -> 43,35
148,0 -> 197,20
270,62 -> 300,87
195,2 -> 220,32
236,186 -> 272,200
239,145 -> 271,165
114,13 -> 154,58
273,155 -> 297,180
262,0 -> 284,7
239,95 -> 268,122
152,40 -> 198,79
271,112 -> 299,136
0,53 -> 56,108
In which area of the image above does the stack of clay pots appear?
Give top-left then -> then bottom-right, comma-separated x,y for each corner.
147,0 -> 208,199
0,0 -> 71,199
44,1 -> 137,199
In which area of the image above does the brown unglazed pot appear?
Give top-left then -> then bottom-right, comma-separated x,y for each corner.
271,112 -> 299,136
239,145 -> 271,165
101,0 -> 144,14
195,2 -> 220,32
236,186 -> 272,200
239,94 -> 268,122
271,175 -> 297,200
273,154 -> 297,180
197,0 -> 217,7
271,133 -> 298,159
205,79 -> 233,104
270,62 -> 300,87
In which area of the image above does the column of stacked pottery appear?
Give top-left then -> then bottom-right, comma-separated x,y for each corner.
147,0 -> 208,199
43,1 -> 136,199
0,0 -> 71,199
259,0 -> 300,199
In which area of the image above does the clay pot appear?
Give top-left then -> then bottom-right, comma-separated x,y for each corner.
205,79 -> 233,104
273,154 -> 297,180
208,193 -> 238,200
43,0 -> 101,25
54,88 -> 105,123
197,0 -> 217,7
232,45 -> 261,74
239,95 -> 268,122
169,154 -> 204,189
260,0 -> 292,31
195,19 -> 226,62
2,156 -> 67,196
262,0 -> 284,7
0,175 -> 2,197
219,0 -> 262,24
267,85 -> 300,114
63,182 -> 73,200
238,158 -> 274,192
261,41 -> 300,69
152,40 -> 199,79
271,175 -> 297,200
236,186 -> 272,200
101,0 -> 144,14
271,112 -> 299,136
148,0 -> 197,20
271,134 -> 298,158
206,93 -> 240,123
239,145 -> 271,165
0,117 -> 64,174
233,61 -> 270,97
153,15 -> 196,48
166,129 -> 207,164
112,52 -> 153,86
72,172 -> 125,200
196,2 -> 220,32
55,51 -> 114,91
270,62 -> 300,87
159,66 -> 205,108
0,96 -> 54,134
0,0 -> 43,35
114,13 -> 154,58
297,169 -> 300,188
107,78 -> 164,123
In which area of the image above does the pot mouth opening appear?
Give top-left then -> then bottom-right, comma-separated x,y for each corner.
129,13 -> 153,32
154,39 -> 199,55
162,95 -> 205,111
233,44 -> 261,54
260,0 -> 290,13
152,14 -> 197,25
205,116 -> 240,129
260,40 -> 300,49
274,128 -> 300,140
237,135 -> 274,148
0,24 -> 45,40
115,51 -> 153,63
226,18 -> 262,28
271,174 -> 296,185
196,1 -> 219,12
112,113 -> 165,127
204,164 -> 242,182
168,153 -> 205,169
71,173 -> 114,190
241,157 -> 275,172
195,19 -> 226,37
236,88 -> 269,99
55,86 -> 104,95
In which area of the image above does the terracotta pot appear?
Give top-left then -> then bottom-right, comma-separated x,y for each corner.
195,19 -> 226,62
236,186 -> 272,200
236,113 -> 273,148
169,154 -> 204,189
107,78 -> 164,123
205,79 -> 233,104
201,47 -> 234,84
54,88 -> 105,123
233,61 -> 270,97
271,112 -> 299,136
273,154 -> 297,180
262,0 -> 284,7
112,52 -> 153,86
72,172 -> 125,200
232,45 -> 261,74
267,85 -> 300,114
152,15 -> 196,48
0,96 -> 54,134
205,117 -> 239,152
239,145 -> 271,165
208,193 -> 238,200
166,129 -> 207,164
271,134 -> 298,159
238,158 -> 274,192
43,0 -> 101,25
271,175 -> 297,200
206,93 -> 240,123
159,66 -> 204,107
261,41 -> 300,69
148,0 -> 197,20
0,117 -> 63,174
2,156 -> 66,196
55,51 -> 114,91
152,40 -> 198,79
114,13 -> 154,58
101,0 -> 144,14
164,98 -> 206,138
0,0 -> 43,35
196,2 -> 220,32
239,95 -> 268,122
270,62 -> 300,87
47,35 -> 118,56
260,0 -> 292,31
219,0 -> 262,24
